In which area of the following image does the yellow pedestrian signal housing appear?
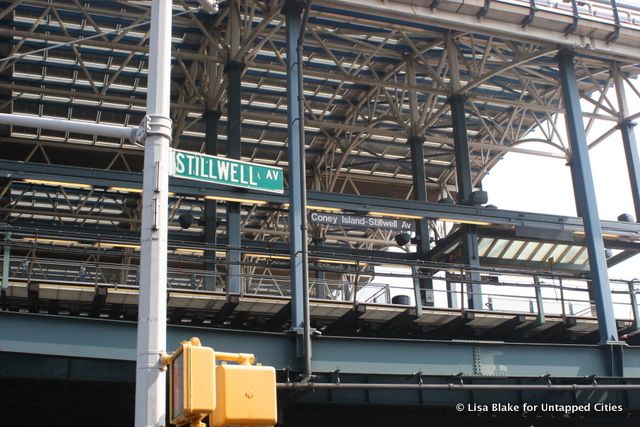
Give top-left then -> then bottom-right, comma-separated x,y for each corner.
165,338 -> 277,427
166,337 -> 216,427
212,361 -> 277,427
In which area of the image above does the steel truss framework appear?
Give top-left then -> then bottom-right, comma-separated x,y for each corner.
1,1 -> 640,242
2,0 -> 640,415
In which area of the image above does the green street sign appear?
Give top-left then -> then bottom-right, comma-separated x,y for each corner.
170,149 -> 284,193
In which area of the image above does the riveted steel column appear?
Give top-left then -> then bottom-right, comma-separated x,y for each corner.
450,94 -> 482,310
204,110 -> 220,291
225,62 -> 242,294
285,0 -> 313,380
285,0 -> 308,331
225,0 -> 242,295
614,66 -> 640,222
409,136 -> 432,311
558,49 -> 617,343
407,57 -> 429,312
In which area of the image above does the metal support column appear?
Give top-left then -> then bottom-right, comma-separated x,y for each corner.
406,58 -> 429,312
557,49 -> 617,343
450,93 -> 482,310
224,0 -> 242,294
285,0 -> 312,379
445,272 -> 459,310
134,0 -> 172,425
313,236 -> 327,300
614,66 -> 640,222
2,232 -> 9,290
533,275 -> 545,325
629,280 -> 640,331
204,110 -> 220,291
225,62 -> 242,294
409,136 -> 432,310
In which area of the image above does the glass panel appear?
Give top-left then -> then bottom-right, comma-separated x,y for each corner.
502,240 -> 526,259
477,238 -> 493,256
546,244 -> 569,264
487,239 -> 510,258
557,245 -> 582,264
531,243 -> 555,262
516,242 -> 539,261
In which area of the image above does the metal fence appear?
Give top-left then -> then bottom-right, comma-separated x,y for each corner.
4,254 -> 639,322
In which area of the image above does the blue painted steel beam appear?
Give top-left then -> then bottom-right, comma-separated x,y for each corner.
2,312 -> 640,378
450,94 -> 482,309
4,159 -> 640,238
225,61 -> 244,294
409,136 -> 433,310
557,49 -> 618,344
285,1 -> 307,331
619,120 -> 640,222
203,110 -> 220,291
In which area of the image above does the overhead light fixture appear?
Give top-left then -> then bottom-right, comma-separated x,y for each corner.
23,178 -> 92,190
439,218 -> 491,226
174,248 -> 204,255
95,242 -> 141,250
244,253 -> 290,260
573,231 -> 620,239
174,248 -> 226,257
205,195 -> 267,205
306,205 -> 343,213
282,203 -> 343,212
317,259 -> 361,266
21,237 -> 81,246
109,186 -> 143,193
369,211 -> 423,220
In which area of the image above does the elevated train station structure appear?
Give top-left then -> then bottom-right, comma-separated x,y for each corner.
2,0 -> 640,425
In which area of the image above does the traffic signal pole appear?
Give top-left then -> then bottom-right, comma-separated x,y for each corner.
134,0 -> 172,426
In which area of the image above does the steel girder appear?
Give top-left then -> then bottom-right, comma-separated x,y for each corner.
2,311 -> 640,378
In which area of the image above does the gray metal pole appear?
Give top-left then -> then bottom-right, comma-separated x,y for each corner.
134,0 -> 172,425
0,113 -> 137,140
613,66 -> 640,222
533,275 -> 545,325
557,49 -> 618,343
285,0 -> 312,379
450,93 -> 482,310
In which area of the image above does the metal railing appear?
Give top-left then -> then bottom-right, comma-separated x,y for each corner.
2,248 -> 639,324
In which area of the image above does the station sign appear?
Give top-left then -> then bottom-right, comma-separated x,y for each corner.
309,211 -> 415,231
170,148 -> 284,193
